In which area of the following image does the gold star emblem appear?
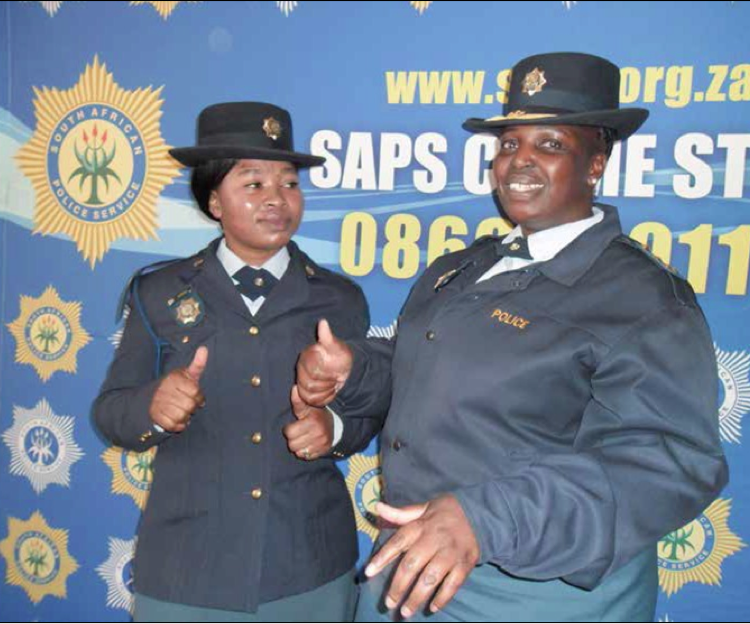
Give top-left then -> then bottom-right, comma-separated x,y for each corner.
522,67 -> 548,97
263,117 -> 283,141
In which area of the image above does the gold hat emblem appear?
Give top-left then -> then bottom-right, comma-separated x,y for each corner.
522,68 -> 547,97
263,117 -> 283,141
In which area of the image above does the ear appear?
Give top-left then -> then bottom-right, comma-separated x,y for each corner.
588,152 -> 608,187
208,191 -> 222,220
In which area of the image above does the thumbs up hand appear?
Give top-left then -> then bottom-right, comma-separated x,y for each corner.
149,346 -> 208,433
296,320 -> 353,407
283,385 -> 334,461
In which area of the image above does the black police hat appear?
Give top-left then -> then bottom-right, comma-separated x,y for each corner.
463,52 -> 648,141
170,102 -> 325,168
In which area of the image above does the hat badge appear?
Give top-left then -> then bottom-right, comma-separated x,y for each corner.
263,117 -> 283,141
522,68 -> 547,97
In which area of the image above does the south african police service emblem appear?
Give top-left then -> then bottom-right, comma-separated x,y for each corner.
2,399 -> 84,495
345,454 -> 383,543
15,56 -> 181,267
522,67 -> 548,97
6,286 -> 91,382
96,537 -> 136,613
170,290 -> 205,326
658,499 -> 745,596
0,511 -> 79,605
102,447 -> 157,510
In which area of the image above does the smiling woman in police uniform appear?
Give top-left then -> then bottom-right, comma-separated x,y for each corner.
296,53 -> 729,622
93,102 -> 381,622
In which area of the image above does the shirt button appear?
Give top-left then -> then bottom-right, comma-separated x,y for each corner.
426,330 -> 436,341
249,326 -> 259,336
392,439 -> 404,452
251,488 -> 263,500
251,375 -> 262,387
251,433 -> 262,444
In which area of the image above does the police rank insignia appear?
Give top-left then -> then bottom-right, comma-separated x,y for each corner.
263,117 -> 283,141
658,498 -> 746,597
2,399 -> 84,495
96,537 -> 136,613
6,286 -> 92,382
0,511 -> 79,605
169,290 -> 205,326
345,454 -> 383,543
102,447 -> 157,510
522,67 -> 548,96
715,344 -> 750,444
15,56 -> 181,267
130,1 -> 199,19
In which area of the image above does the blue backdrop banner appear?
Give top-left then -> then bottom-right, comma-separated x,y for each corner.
0,1 -> 748,622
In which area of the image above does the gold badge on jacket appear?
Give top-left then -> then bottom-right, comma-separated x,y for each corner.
169,290 -> 205,327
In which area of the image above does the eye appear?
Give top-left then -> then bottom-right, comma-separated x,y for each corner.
498,138 -> 517,152
284,180 -> 300,189
540,138 -> 564,151
244,181 -> 262,190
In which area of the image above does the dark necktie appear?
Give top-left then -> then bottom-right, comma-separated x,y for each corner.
495,237 -> 534,260
233,266 -> 278,300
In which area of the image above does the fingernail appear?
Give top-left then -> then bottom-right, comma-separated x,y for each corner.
430,604 -> 440,613
385,596 -> 397,610
401,607 -> 413,618
365,564 -> 376,577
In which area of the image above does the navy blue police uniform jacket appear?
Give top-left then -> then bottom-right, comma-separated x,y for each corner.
332,204 -> 728,608
93,238 -> 382,613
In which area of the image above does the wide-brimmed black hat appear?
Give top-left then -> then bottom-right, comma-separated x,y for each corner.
463,52 -> 648,140
170,101 -> 325,168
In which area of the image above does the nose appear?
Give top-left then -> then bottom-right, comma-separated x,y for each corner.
263,184 -> 286,207
510,142 -> 535,169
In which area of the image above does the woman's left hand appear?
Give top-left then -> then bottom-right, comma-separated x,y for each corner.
283,385 -> 334,460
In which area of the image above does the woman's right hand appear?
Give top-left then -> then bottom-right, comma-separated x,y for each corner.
149,346 -> 208,432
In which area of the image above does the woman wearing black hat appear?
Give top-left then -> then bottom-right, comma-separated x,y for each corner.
93,102 -> 382,622
296,53 -> 728,622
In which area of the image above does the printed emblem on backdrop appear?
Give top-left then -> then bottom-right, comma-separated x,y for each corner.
562,1 -> 578,9
658,498 -> 746,597
0,511 -> 79,605
6,286 -> 92,382
367,321 -> 398,340
96,538 -> 136,613
15,56 -> 181,267
109,306 -> 130,349
2,399 -> 84,494
346,454 -> 383,543
715,344 -> 750,443
130,1 -> 200,19
276,1 -> 298,16
20,1 -> 66,16
410,1 -> 433,15
102,447 -> 157,510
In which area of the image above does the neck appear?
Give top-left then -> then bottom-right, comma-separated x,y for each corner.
225,239 -> 282,267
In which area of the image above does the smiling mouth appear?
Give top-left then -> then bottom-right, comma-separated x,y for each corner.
507,182 -> 544,192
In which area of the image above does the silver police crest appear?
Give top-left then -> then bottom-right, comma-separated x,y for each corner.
2,399 -> 84,494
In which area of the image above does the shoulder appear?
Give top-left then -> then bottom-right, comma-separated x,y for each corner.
592,234 -> 699,310
294,244 -> 367,303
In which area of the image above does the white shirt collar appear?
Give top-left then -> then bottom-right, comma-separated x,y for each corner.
216,239 -> 290,281
503,207 -> 604,263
